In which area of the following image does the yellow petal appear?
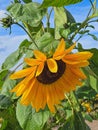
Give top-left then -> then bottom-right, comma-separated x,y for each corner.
33,50 -> 46,61
10,67 -> 35,79
54,83 -> 65,100
53,38 -> 65,60
20,78 -> 36,105
46,86 -> 55,113
64,52 -> 93,61
31,80 -> 39,107
54,38 -> 65,55
10,79 -> 25,93
62,59 -> 81,65
71,68 -> 87,79
52,86 -> 60,104
40,85 -> 47,109
33,83 -> 43,112
71,61 -> 89,67
62,52 -> 93,65
11,69 -> 36,96
24,58 -> 41,66
64,43 -> 76,55
36,62 -> 44,76
47,58 -> 58,73
63,65 -> 82,89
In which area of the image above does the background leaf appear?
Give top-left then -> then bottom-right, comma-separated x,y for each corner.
7,2 -> 46,27
59,111 -> 90,130
0,106 -> 22,130
54,7 -> 75,39
1,49 -> 23,70
23,0 -> 32,3
0,69 -> 9,88
41,0 -> 83,8
0,95 -> 12,109
76,85 -> 97,99
16,102 -> 50,130
0,78 -> 17,99
85,48 -> 98,76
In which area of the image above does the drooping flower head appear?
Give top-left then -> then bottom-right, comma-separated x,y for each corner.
10,39 -> 93,112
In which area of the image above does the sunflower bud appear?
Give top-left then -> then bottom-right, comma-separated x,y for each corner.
1,16 -> 13,28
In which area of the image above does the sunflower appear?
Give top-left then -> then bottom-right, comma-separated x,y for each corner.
10,39 -> 93,112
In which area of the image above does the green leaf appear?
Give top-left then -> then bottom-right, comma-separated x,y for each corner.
23,0 -> 32,3
88,33 -> 98,41
0,69 -> 9,88
84,114 -> 93,122
14,0 -> 21,3
2,49 -> 23,69
88,48 -> 98,76
41,0 -> 83,8
54,7 -> 75,39
24,23 -> 44,40
68,91 -> 80,111
1,78 -> 17,99
7,2 -> 46,27
60,28 -> 71,39
0,95 -> 12,109
37,32 -> 54,50
76,85 -> 97,99
79,30 -> 89,34
34,32 -> 59,55
16,102 -> 50,130
89,75 -> 98,92
0,106 -> 22,130
59,111 -> 90,130
19,39 -> 31,49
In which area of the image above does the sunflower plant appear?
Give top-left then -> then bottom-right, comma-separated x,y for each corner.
0,0 -> 98,130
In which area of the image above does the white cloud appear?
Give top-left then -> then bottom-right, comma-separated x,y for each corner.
0,35 -> 28,66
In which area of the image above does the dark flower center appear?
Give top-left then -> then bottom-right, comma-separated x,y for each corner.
37,60 -> 66,84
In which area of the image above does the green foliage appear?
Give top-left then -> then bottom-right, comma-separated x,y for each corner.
76,85 -> 97,99
7,2 -> 46,27
23,0 -> 32,3
0,69 -> 9,88
89,48 -> 98,76
89,75 -> 98,92
0,106 -> 22,130
37,32 -> 54,50
54,7 -> 75,39
59,111 -> 90,130
16,102 -> 50,130
88,33 -> 98,41
0,95 -> 12,109
2,50 -> 23,69
0,78 -> 17,99
41,0 -> 83,8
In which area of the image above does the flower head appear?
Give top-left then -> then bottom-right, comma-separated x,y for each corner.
10,39 -> 93,112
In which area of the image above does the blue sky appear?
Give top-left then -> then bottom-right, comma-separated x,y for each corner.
0,0 -> 98,66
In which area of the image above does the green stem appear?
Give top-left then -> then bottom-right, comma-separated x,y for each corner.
65,94 -> 74,113
14,23 -> 39,49
69,17 -> 90,42
89,0 -> 94,11
13,62 -> 23,72
88,19 -> 98,23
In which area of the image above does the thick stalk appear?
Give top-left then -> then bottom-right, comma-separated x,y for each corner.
14,23 -> 39,49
